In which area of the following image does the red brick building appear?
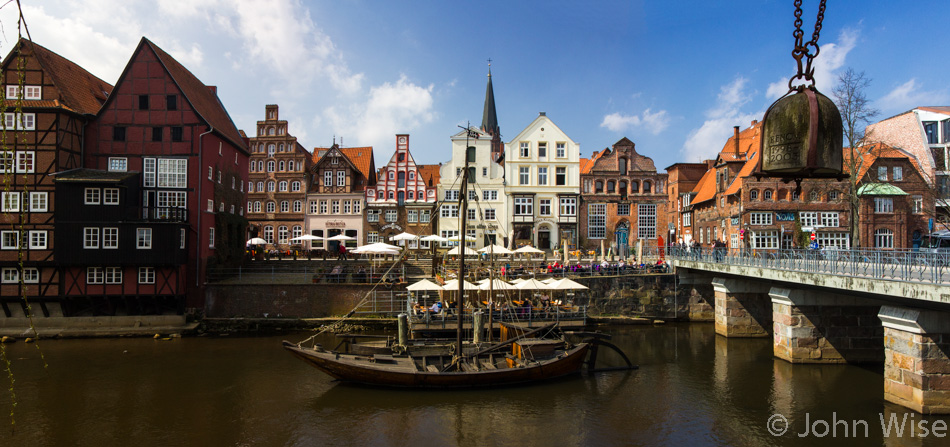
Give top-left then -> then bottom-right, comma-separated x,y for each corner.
307,144 -> 375,249
0,39 -> 112,317
246,104 -> 312,251
579,137 -> 668,255
83,37 -> 249,308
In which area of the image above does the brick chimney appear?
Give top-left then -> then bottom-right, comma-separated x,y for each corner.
207,85 -> 217,95
734,126 -> 740,158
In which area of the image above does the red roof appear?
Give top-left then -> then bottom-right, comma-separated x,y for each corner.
141,38 -> 247,152
1,38 -> 112,115
339,147 -> 376,183
417,164 -> 441,187
845,143 -> 921,181
689,167 -> 717,205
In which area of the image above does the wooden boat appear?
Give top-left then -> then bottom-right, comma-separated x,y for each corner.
283,126 -> 632,387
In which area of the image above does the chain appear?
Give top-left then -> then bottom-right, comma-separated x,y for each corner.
788,0 -> 827,90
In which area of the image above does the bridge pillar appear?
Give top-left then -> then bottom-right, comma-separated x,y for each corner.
770,287 -> 884,364
713,277 -> 771,338
878,305 -> 950,414
677,270 -> 715,321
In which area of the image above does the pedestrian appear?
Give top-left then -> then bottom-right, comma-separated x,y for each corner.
338,243 -> 348,260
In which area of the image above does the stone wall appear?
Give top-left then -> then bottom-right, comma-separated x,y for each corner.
204,283 -> 377,318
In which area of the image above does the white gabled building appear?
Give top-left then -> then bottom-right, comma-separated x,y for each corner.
437,126 -> 509,249
504,112 -> 581,250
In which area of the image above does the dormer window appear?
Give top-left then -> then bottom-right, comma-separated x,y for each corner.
6,85 -> 41,100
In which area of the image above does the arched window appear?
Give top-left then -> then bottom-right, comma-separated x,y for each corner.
595,181 -> 603,193
248,183 -> 254,193
293,200 -> 302,213
267,161 -> 275,172
257,181 -> 264,192
792,190 -> 800,201
828,190 -> 839,201
278,143 -> 284,152
408,191 -> 414,200
266,201 -> 276,213
278,161 -> 285,171
263,226 -> 273,243
630,181 -> 639,193
378,191 -> 384,199
388,191 -> 394,200
291,181 -> 301,192
810,191 -> 820,201
292,225 -> 302,239
389,171 -> 395,180
268,127 -> 275,136
267,181 -> 275,192
280,201 -> 289,212
257,161 -> 263,171
750,190 -> 758,200
618,158 -> 627,175
409,171 -> 415,180
268,144 -> 275,155
763,190 -> 773,201
607,180 -> 615,193
278,181 -> 288,192
874,228 -> 894,249
254,201 -> 261,212
643,181 -> 651,193
278,226 -> 288,243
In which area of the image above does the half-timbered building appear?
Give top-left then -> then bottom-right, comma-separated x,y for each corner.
307,144 -> 375,251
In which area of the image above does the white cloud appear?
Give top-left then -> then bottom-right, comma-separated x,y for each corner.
878,79 -> 950,112
681,77 -> 760,162
766,28 -> 859,100
600,108 -> 670,135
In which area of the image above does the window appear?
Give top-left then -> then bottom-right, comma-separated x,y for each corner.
556,167 -> 566,186
828,190 -> 838,201
559,197 -> 576,216
0,230 -> 17,249
751,230 -> 779,249
309,201 -> 318,214
166,95 -> 178,110
820,212 -> 839,227
180,228 -> 186,249
420,210 -> 430,223
792,191 -> 800,201
367,209 -> 379,222
102,228 -> 119,249
408,210 -> 418,222
556,142 -> 566,158
16,151 -> 34,173
445,190 -> 459,201
157,159 -> 187,188
483,190 -> 498,201
109,157 -> 128,172
367,231 -> 379,244
467,208 -> 476,220
105,267 -> 122,284
537,167 -> 548,185
924,122 -> 938,144
103,188 -> 120,205
112,126 -> 126,141
440,230 -> 459,248
353,201 -> 362,214
278,226 -> 289,244
618,204 -> 630,216
206,199 -> 214,212
84,227 -> 99,249
913,195 -> 923,214
6,85 -> 41,99
385,209 -> 397,222
332,200 -> 341,214
482,167 -> 488,176
1,191 -> 19,212
137,228 -> 152,249
750,212 -> 773,225
519,167 -> 529,185
253,201 -> 262,213
484,209 -> 495,220
874,228 -> 894,249
28,230 -> 46,249
84,188 -> 100,205
893,166 -> 903,181
29,192 -> 47,212
750,190 -> 758,200
22,268 -> 38,283
800,212 -> 818,228
683,212 -> 691,227
538,142 -> 547,158
817,232 -> 850,250
171,126 -> 183,142
763,190 -> 773,201
291,181 -> 301,192
638,204 -> 657,239
139,267 -> 155,284
337,171 -> 346,186
588,204 -> 607,239
1,268 -> 16,283
279,181 -> 288,192
5,113 -> 35,130
539,199 -> 551,216
138,94 -> 150,110
86,267 -> 103,284
293,200 -> 302,213
208,227 -> 215,248
266,201 -> 276,213
520,142 -> 530,158
441,204 -> 459,218
267,181 -> 275,192
514,197 -> 533,215
292,226 -> 302,240
874,197 -> 894,213
878,166 -> 888,181
280,201 -> 289,212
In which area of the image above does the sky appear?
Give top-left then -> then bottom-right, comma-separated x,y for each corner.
1,0 -> 948,171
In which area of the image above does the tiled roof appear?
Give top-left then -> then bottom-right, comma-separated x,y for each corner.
689,168 -> 717,205
845,143 -> 923,182
918,106 -> 950,116
718,121 -> 762,160
339,147 -> 375,182
142,38 -> 247,152
52,168 -> 137,182
723,150 -> 760,196
579,158 -> 592,174
1,39 -> 112,115
417,164 -> 441,187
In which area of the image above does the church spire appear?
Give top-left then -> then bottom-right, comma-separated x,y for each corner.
480,60 -> 502,158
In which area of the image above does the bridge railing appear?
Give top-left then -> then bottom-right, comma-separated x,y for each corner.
668,246 -> 950,284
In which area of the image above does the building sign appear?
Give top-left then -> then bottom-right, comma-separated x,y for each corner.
730,217 -> 739,225
326,220 -> 347,228
776,212 -> 796,222
381,223 -> 403,231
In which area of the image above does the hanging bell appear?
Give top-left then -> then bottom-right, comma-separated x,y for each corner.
759,85 -> 843,177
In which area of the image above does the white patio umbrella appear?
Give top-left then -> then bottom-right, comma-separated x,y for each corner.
390,232 -> 419,241
246,237 -> 267,246
478,244 -> 513,255
548,278 -> 588,290
515,278 -> 552,290
353,242 -> 401,254
327,234 -> 356,241
479,279 -> 517,290
441,279 -> 480,291
289,235 -> 322,242
446,246 -> 479,256
514,245 -> 544,255
509,278 -> 528,285
541,278 -> 558,284
406,279 -> 445,291
419,234 -> 448,242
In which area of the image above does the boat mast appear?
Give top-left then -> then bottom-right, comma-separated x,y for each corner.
455,123 -> 475,362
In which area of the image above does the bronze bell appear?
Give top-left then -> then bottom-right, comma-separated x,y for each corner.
759,85 -> 843,177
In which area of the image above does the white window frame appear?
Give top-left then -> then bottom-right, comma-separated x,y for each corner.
559,197 -> 576,216
87,267 -> 104,284
750,212 -> 773,226
84,188 -> 100,205
138,267 -> 155,284
103,227 -> 119,249
137,228 -> 152,249
103,188 -> 120,205
874,197 -> 894,214
109,157 -> 128,172
1,231 -> 18,250
29,191 -> 47,212
105,267 -> 123,284
83,227 -> 99,249
637,204 -> 657,239
588,204 -> 607,239
1,191 -> 19,212
28,230 -> 46,249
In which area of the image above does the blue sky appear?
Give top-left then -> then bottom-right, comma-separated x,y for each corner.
2,1 -> 948,170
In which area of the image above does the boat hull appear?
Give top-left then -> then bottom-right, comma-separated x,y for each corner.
282,341 -> 590,388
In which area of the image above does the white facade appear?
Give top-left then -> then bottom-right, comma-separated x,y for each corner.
437,127 -> 509,249
504,113 -> 581,250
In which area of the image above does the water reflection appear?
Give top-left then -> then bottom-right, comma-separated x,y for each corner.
1,324 -> 948,446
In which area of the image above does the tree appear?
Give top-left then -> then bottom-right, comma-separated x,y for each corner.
832,68 -> 880,248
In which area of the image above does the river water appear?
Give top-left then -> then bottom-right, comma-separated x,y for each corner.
2,323 -> 948,447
